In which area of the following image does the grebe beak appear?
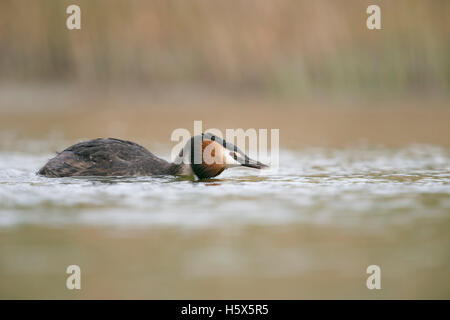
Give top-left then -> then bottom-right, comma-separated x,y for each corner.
236,155 -> 269,169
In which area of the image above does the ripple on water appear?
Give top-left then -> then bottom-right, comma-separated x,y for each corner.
0,145 -> 449,229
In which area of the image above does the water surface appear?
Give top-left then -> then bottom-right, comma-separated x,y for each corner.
1,144 -> 449,298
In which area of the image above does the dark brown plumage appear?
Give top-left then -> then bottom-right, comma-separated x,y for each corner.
38,138 -> 182,177
38,134 -> 267,179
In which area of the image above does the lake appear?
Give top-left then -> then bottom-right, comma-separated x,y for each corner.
1,142 -> 449,298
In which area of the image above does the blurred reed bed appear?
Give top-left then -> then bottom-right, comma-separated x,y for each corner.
0,0 -> 449,98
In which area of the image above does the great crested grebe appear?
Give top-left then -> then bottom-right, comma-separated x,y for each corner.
38,133 -> 267,179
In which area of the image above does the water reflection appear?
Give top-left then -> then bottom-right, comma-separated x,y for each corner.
0,145 -> 448,228
0,144 -> 449,298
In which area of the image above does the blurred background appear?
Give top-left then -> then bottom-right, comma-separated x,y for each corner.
1,0 -> 449,96
0,0 -> 449,299
0,0 -> 449,147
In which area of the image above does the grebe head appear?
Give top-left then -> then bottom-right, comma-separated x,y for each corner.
180,133 -> 268,179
